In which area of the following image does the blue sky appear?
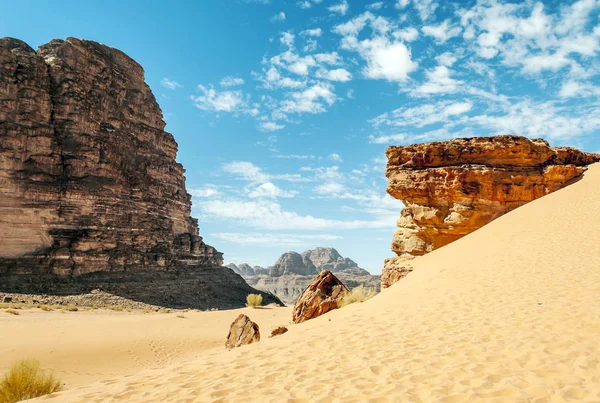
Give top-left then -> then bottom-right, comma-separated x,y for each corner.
2,0 -> 600,273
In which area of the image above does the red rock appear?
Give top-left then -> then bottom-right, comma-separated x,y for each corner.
292,270 -> 349,324
270,326 -> 288,337
225,314 -> 260,348
383,135 -> 600,287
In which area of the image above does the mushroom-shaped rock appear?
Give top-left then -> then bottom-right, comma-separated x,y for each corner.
270,326 -> 288,337
292,270 -> 349,324
225,314 -> 260,348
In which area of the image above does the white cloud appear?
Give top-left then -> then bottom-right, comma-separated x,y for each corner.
314,182 -> 345,194
212,232 -> 343,246
347,89 -> 355,99
222,161 -> 307,183
160,78 -> 182,90
459,0 -> 599,75
559,81 -> 600,98
436,52 -> 457,66
422,19 -> 462,44
223,161 -> 270,182
329,153 -> 343,162
335,13 -> 418,82
197,198 -> 394,230
189,187 -> 219,197
399,0 -> 438,21
191,85 -> 250,113
317,68 -> 352,82
280,82 -> 337,114
370,100 -> 473,128
412,66 -> 463,95
361,39 -> 417,81
368,128 -> 461,145
393,27 -> 419,42
220,76 -> 245,87
301,28 -> 323,37
262,67 -> 306,89
259,121 -> 285,131
270,11 -> 286,23
466,99 -> 600,141
367,2 -> 384,10
280,31 -> 295,47
328,0 -> 349,15
248,182 -> 297,198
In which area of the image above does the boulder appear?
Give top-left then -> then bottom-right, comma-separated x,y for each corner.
292,271 -> 349,324
225,314 -> 260,348
270,326 -> 288,337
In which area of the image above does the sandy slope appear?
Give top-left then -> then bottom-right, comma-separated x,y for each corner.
0,306 -> 292,387
27,163 -> 600,402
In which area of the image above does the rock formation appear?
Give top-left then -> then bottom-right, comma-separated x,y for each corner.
383,135 -> 600,288
270,326 -> 288,337
234,248 -> 378,304
225,314 -> 260,349
292,270 -> 349,324
0,37 -> 281,308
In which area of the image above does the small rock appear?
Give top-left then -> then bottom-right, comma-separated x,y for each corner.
270,326 -> 288,337
225,314 -> 260,349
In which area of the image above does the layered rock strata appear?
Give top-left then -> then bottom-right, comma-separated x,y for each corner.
383,135 -> 600,288
0,37 -> 280,308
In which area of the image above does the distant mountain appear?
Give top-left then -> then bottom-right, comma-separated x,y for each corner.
226,247 -> 371,278
227,248 -> 378,304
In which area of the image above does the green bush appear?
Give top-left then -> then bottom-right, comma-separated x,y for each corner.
246,294 -> 263,308
0,360 -> 62,403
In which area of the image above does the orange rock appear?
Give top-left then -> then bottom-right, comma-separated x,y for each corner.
383,135 -> 600,287
270,326 -> 288,337
225,314 -> 260,349
292,270 -> 349,324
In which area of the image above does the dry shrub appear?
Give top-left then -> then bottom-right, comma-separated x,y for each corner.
246,294 -> 263,308
5,310 -> 19,316
338,286 -> 377,308
0,360 -> 62,403
65,305 -> 78,312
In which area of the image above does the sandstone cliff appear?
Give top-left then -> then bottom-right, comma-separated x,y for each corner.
383,135 -> 600,288
0,37 -> 280,308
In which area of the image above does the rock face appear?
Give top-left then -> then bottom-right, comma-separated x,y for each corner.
383,135 -> 600,287
0,37 -> 282,309
0,37 -> 220,274
235,248 -> 377,305
225,314 -> 260,348
292,270 -> 349,324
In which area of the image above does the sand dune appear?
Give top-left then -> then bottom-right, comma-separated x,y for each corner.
1,306 -> 292,388
23,164 -> 600,401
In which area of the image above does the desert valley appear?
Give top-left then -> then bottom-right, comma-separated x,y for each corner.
2,0 -> 600,402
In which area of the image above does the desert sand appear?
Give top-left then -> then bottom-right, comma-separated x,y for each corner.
0,306 -> 292,388
14,163 -> 600,401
